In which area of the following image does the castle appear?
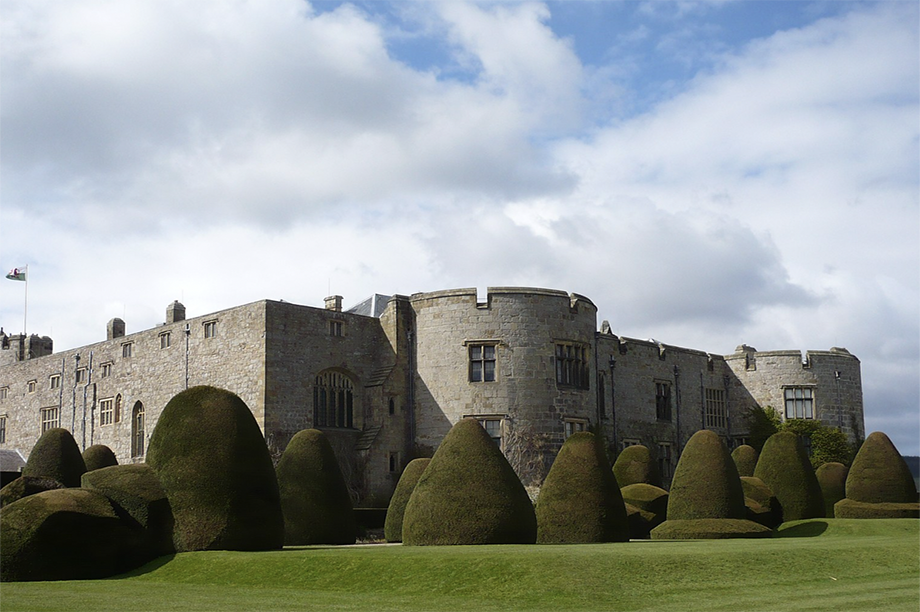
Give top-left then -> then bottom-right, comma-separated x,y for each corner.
0,287 -> 865,503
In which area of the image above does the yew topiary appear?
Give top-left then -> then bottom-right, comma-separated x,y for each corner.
740,476 -> 781,528
81,464 -> 175,557
402,418 -> 536,545
146,386 -> 284,552
536,432 -> 629,543
385,458 -> 430,543
82,445 -> 118,472
620,483 -> 668,538
815,462 -> 848,518
21,427 -> 86,487
0,488 -> 150,581
651,430 -> 771,539
835,431 -> 919,519
731,445 -> 759,478
0,476 -> 64,508
613,445 -> 662,488
754,431 -> 825,522
276,429 -> 356,545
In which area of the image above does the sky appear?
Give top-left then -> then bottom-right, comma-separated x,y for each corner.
1,0 -> 918,454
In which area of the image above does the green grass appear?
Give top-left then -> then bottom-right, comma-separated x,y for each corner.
2,519 -> 918,612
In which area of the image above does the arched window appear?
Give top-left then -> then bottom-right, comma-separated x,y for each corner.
313,371 -> 355,428
131,402 -> 145,457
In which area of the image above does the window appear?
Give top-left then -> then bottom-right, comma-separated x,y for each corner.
621,438 -> 641,452
388,451 -> 401,474
469,343 -> 497,382
49,374 -> 61,390
658,443 -> 673,479
478,418 -> 502,446
40,406 -> 59,433
27,380 -> 37,393
313,371 -> 355,428
204,321 -> 217,339
704,388 -> 727,429
388,398 -> 396,415
785,387 -> 815,419
0,387 -> 7,400
555,342 -> 589,389
122,342 -> 133,358
101,362 -> 112,378
100,398 -> 115,426
76,368 -> 87,384
655,382 -> 672,421
114,394 -> 122,423
564,419 -> 587,439
598,373 -> 606,419
160,332 -> 171,349
0,415 -> 6,443
131,402 -> 145,457
329,320 -> 343,337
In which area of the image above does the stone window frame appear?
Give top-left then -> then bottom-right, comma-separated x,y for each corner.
203,320 -> 218,339
100,362 -> 113,378
554,341 -> 590,389
388,451 -> 401,474
100,397 -> 115,426
0,387 -> 8,401
621,438 -> 642,452
784,386 -> 816,420
40,406 -> 59,433
0,414 -> 6,443
563,417 -> 587,439
657,442 -> 673,479
159,331 -> 171,349
467,414 -> 505,448
27,380 -> 37,394
49,374 -> 61,390
465,340 -> 499,383
131,401 -> 146,458
704,388 -> 727,429
329,319 -> 344,338
75,367 -> 88,384
313,370 -> 356,429
122,342 -> 134,358
655,380 -> 672,422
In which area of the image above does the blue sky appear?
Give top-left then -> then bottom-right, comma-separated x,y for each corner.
1,0 -> 918,454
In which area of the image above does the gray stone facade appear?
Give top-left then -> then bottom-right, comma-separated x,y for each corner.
0,287 -> 865,501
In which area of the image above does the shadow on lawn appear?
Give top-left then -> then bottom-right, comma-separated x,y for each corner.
776,521 -> 829,538
111,554 -> 177,579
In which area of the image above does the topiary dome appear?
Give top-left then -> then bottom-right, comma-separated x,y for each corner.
754,431 -> 825,522
146,386 -> 284,552
612,445 -> 662,488
402,418 -> 536,545
276,429 -> 356,545
21,427 -> 86,487
844,432 -> 916,504
82,444 -> 118,472
815,462 -> 848,518
536,432 -> 629,543
384,458 -> 430,543
731,445 -> 759,478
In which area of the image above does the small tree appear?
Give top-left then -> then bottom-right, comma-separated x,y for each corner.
746,407 -> 781,453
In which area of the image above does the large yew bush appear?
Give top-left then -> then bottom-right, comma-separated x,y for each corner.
276,429 -> 356,545
536,432 -> 629,543
146,386 -> 284,552
731,445 -> 758,478
612,445 -> 662,488
21,427 -> 86,487
82,445 -> 118,472
402,418 -> 536,545
754,431 -> 824,522
815,462 -> 848,518
385,458 -> 430,543
835,431 -> 919,519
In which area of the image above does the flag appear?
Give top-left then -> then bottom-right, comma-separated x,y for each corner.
6,267 -> 26,281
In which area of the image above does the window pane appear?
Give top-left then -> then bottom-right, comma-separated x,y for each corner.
471,361 -> 482,382
483,345 -> 495,360
470,346 -> 481,360
483,360 -> 495,382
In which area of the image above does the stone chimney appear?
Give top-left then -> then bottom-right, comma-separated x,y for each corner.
324,295 -> 343,312
167,300 -> 186,324
107,318 -> 125,340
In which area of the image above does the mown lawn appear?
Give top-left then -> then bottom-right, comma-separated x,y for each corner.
2,519 -> 917,612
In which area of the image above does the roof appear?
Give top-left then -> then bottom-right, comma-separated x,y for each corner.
346,294 -> 392,318
0,448 -> 26,473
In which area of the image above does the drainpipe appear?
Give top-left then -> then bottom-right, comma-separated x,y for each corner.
73,353 -> 82,448
185,322 -> 191,389
673,364 -> 682,451
608,354 -> 617,452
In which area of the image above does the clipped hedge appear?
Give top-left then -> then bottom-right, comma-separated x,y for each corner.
384,458 -> 430,543
651,430 -> 771,539
82,445 -> 118,472
754,431 -> 824,522
620,483 -> 668,538
0,488 -> 150,582
536,432 -> 629,543
612,445 -> 662,488
276,429 -> 356,545
815,462 -> 848,518
740,476 -> 780,528
81,464 -> 175,557
21,427 -> 86,487
845,431 -> 917,504
146,386 -> 284,552
834,498 -> 920,519
0,476 -> 64,508
731,445 -> 759,478
402,418 -> 536,545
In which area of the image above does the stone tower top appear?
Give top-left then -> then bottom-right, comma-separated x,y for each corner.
167,300 -> 186,324
107,318 -> 125,341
